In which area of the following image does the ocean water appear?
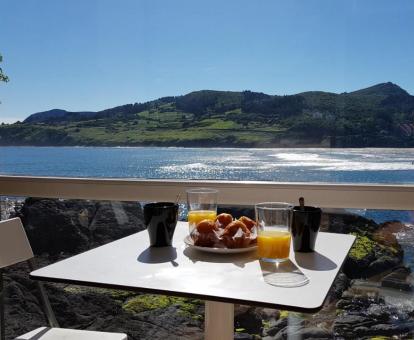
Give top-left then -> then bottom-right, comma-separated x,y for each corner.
1,146 -> 414,183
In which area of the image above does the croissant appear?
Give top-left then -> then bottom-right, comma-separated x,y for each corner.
222,220 -> 250,237
238,216 -> 256,230
215,213 -> 233,228
196,219 -> 217,233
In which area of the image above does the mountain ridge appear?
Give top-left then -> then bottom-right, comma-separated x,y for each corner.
349,82 -> 409,96
25,109 -> 96,123
24,82 -> 412,124
1,82 -> 413,148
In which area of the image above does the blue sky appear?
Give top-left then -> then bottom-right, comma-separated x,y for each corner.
0,0 -> 413,123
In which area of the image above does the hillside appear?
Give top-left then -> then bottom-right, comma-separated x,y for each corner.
1,82 -> 414,147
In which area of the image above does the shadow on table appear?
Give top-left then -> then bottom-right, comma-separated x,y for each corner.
137,246 -> 179,267
294,250 -> 337,271
260,260 -> 309,287
183,247 -> 256,268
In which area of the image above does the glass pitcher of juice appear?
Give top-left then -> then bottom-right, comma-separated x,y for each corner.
255,202 -> 293,263
186,188 -> 218,232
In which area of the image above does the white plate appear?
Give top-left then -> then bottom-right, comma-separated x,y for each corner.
184,235 -> 258,254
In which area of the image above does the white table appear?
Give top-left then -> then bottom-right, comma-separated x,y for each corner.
31,222 -> 355,340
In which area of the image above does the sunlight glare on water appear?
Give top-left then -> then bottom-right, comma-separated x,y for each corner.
1,147 -> 414,183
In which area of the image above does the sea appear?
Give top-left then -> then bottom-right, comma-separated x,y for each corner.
1,145 -> 413,221
2,146 -> 413,305
1,147 -> 414,183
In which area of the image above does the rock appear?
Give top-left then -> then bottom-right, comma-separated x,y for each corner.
343,234 -> 402,278
88,201 -> 145,247
374,221 -> 409,247
3,264 -> 204,340
234,306 -> 263,334
272,325 -> 333,340
322,210 -> 378,235
330,272 -> 350,298
126,304 -> 203,339
320,210 -> 405,279
333,314 -> 376,337
267,325 -> 333,339
352,326 -> 370,336
260,308 -> 281,321
264,317 -> 288,337
291,327 -> 333,339
15,198 -> 145,255
366,304 -> 391,322
334,290 -> 414,339
381,266 -> 413,291
3,276 -> 47,339
368,255 -> 400,275
336,294 -> 384,311
343,234 -> 377,278
16,198 -> 94,254
273,325 -> 302,339
370,322 -> 414,335
234,332 -> 255,339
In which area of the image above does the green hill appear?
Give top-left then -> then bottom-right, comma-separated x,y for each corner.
1,82 -> 414,147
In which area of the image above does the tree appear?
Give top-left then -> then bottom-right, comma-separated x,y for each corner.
0,54 -> 9,83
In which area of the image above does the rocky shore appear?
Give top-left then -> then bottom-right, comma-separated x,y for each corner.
2,198 -> 414,339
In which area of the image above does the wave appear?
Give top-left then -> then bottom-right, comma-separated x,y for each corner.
264,151 -> 414,171
272,152 -> 323,162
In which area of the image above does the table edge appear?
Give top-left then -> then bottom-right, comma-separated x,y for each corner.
30,230 -> 356,312
29,272 -> 325,313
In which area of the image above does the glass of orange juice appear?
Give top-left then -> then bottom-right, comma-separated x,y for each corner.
255,202 -> 293,263
186,188 -> 218,232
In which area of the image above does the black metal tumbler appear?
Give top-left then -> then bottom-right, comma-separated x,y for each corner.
144,202 -> 179,247
291,206 -> 322,252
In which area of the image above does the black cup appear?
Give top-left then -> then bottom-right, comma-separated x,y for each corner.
291,206 -> 322,252
144,202 -> 179,247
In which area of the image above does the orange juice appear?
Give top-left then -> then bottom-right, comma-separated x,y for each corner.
257,230 -> 291,261
188,210 -> 217,231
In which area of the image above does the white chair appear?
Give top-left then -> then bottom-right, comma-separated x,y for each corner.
0,217 -> 128,340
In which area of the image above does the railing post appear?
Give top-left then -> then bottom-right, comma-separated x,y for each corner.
27,259 -> 60,328
0,269 -> 5,340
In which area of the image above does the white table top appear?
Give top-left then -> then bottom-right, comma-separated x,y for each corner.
31,222 -> 355,311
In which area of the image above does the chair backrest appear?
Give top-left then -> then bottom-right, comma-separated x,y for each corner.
0,217 -> 34,269
0,218 -> 60,338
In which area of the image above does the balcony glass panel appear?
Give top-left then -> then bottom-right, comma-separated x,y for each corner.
2,195 -> 413,339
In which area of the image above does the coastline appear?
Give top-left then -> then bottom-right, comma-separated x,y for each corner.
2,144 -> 414,150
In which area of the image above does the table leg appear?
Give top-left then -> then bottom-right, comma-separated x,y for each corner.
205,301 -> 234,340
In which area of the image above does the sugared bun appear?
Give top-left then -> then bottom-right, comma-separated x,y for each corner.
196,219 -> 217,233
222,220 -> 250,237
215,213 -> 233,228
238,216 -> 256,230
